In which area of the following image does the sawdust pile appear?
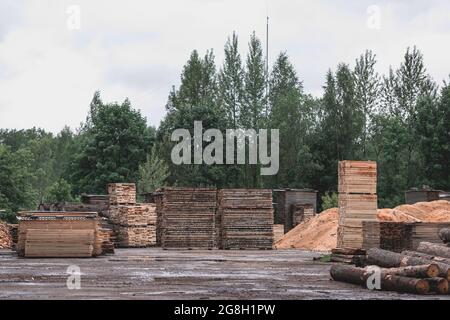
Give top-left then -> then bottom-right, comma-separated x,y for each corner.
0,222 -> 12,249
275,200 -> 450,251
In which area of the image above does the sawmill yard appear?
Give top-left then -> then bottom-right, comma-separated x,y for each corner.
1,248 -> 449,300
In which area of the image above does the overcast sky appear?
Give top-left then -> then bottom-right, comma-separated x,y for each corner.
0,0 -> 449,133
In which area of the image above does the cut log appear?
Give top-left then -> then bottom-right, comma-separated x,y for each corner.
380,264 -> 439,279
439,229 -> 450,244
426,277 -> 449,295
417,242 -> 450,259
367,248 -> 450,280
330,264 -> 366,285
381,274 -> 429,295
401,250 -> 450,265
330,264 -> 430,294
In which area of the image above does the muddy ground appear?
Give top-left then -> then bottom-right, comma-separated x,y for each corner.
0,248 -> 448,300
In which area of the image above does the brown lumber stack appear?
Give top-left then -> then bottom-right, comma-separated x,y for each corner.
411,223 -> 450,249
161,187 -> 217,249
0,222 -> 12,249
154,192 -> 164,246
330,248 -> 366,266
110,204 -> 156,248
17,212 -> 109,258
219,189 -> 274,250
7,224 -> 18,249
108,183 -> 136,205
337,161 -> 377,250
273,224 -> 284,244
290,204 -> 314,227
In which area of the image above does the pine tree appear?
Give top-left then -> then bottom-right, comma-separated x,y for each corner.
218,32 -> 244,129
138,146 -> 169,193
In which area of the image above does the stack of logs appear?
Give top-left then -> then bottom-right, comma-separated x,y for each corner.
17,212 -> 112,258
108,183 -> 156,248
337,161 -> 378,249
331,228 -> 450,295
218,189 -> 274,250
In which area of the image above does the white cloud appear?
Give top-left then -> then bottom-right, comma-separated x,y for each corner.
0,0 -> 449,132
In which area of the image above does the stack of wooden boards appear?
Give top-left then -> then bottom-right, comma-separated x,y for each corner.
218,189 -> 274,250
108,183 -> 156,248
160,188 -> 217,249
331,228 -> 450,295
273,224 -> 284,244
153,192 -> 164,246
17,212 -> 111,258
290,204 -> 314,227
337,161 -> 378,249
362,221 -> 450,252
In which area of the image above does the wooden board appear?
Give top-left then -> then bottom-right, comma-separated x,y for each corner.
219,189 -> 274,250
107,183 -> 136,205
338,161 -> 377,194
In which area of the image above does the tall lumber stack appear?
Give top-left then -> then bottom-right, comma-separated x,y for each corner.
154,192 -> 164,246
160,187 -> 217,249
218,189 -> 274,250
17,212 -> 109,258
337,161 -> 378,249
108,183 -> 156,248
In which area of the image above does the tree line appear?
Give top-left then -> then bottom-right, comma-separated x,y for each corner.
1,32 -> 449,222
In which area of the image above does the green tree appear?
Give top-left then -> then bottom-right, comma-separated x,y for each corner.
138,146 -> 170,193
45,178 -> 74,203
70,92 -> 153,194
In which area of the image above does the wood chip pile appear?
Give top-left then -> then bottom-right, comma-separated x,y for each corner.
160,188 -> 217,249
218,189 -> 274,250
337,161 -> 378,249
331,228 -> 450,295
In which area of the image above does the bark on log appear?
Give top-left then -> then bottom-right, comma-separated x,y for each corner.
426,277 -> 449,295
417,242 -> 450,259
401,250 -> 450,265
368,248 -> 450,280
380,264 -> 439,279
381,274 -> 429,295
330,265 -> 366,285
439,229 -> 450,244
330,264 -> 430,294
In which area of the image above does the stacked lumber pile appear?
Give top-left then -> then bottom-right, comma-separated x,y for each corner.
17,212 -> 111,258
0,222 -> 12,249
7,224 -> 18,250
154,192 -> 164,246
337,161 -> 378,249
331,230 -> 450,295
290,204 -> 314,227
362,222 -> 450,252
218,189 -> 274,250
108,183 -> 156,248
161,188 -> 217,249
108,183 -> 136,205
273,224 -> 284,244
330,248 -> 366,266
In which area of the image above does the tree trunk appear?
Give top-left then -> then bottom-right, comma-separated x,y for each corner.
426,277 -> 449,295
417,242 -> 450,259
402,250 -> 450,265
330,265 -> 367,285
367,248 -> 450,280
380,264 -> 439,279
439,229 -> 450,244
381,274 -> 429,295
330,264 -> 430,294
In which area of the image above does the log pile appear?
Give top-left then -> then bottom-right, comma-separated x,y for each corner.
107,184 -> 156,248
440,228 -> 450,244
332,228 -> 450,295
337,161 -> 378,249
161,187 -> 217,249
7,224 -> 18,249
218,189 -> 274,250
108,183 -> 136,205
17,212 -> 111,258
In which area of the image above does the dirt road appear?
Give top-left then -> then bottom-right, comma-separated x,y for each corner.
0,248 -> 448,300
